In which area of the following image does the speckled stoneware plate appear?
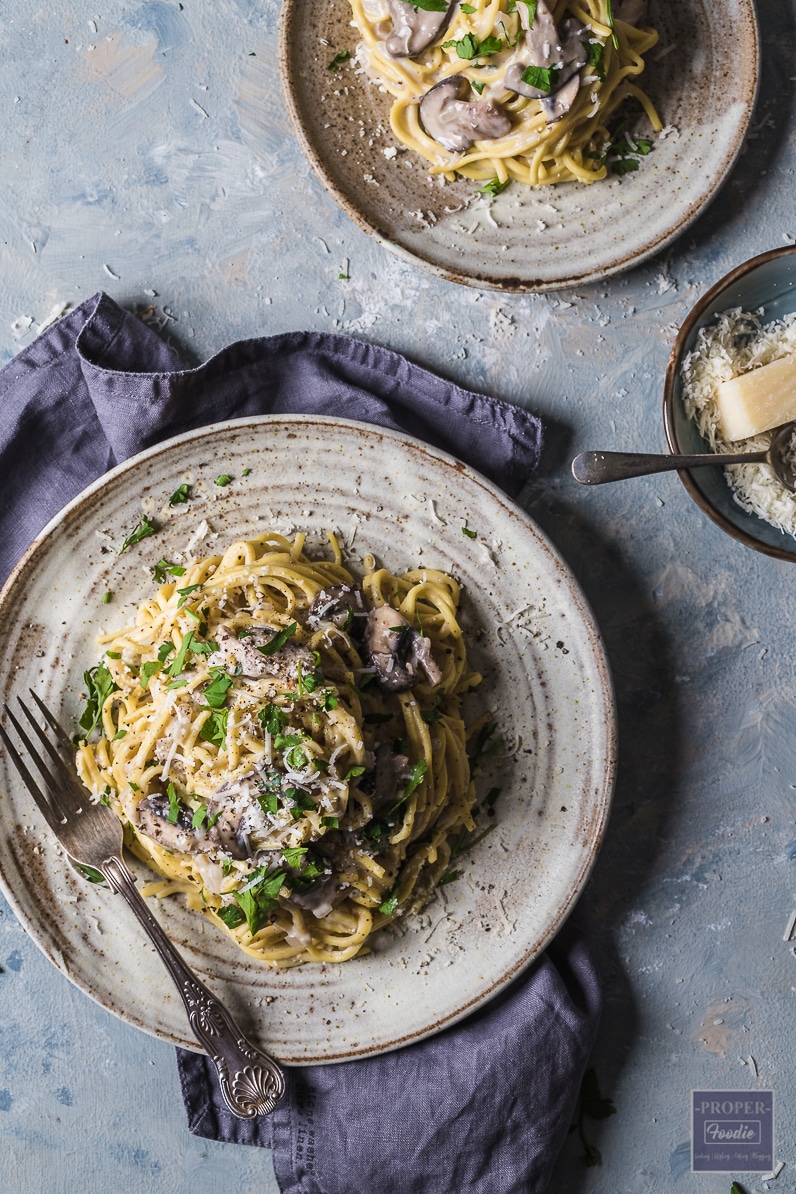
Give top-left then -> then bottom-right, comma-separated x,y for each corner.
0,416 -> 615,1063
279,0 -> 758,292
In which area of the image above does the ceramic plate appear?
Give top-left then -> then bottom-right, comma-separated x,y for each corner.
279,0 -> 759,292
0,417 -> 615,1063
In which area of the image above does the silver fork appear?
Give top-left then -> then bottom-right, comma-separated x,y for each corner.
0,691 -> 285,1119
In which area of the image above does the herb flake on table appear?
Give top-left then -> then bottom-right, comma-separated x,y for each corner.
119,514 -> 156,554
328,49 -> 351,70
153,559 -> 185,583
477,177 -> 510,196
215,474 -> 231,487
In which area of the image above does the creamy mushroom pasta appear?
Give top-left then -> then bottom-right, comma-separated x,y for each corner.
349,0 -> 661,187
76,531 -> 485,967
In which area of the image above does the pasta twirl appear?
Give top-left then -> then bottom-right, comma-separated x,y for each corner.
350,0 -> 661,187
76,532 -> 483,967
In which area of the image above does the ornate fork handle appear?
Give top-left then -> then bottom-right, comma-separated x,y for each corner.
101,855 -> 285,1118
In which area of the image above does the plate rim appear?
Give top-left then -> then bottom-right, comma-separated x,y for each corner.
278,0 -> 761,293
0,413 -> 618,1060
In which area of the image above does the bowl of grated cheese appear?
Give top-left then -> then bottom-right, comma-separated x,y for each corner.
663,246 -> 796,561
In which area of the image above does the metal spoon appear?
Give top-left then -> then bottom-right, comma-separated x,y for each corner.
572,421 -> 796,490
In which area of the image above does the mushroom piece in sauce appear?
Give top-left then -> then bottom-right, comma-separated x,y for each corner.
138,794 -> 205,854
208,623 -> 314,683
385,0 -> 454,58
306,584 -> 366,634
419,76 -> 511,153
503,0 -> 587,123
364,606 -> 442,692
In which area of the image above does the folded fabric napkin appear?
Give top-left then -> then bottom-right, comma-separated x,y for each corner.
0,292 -> 599,1194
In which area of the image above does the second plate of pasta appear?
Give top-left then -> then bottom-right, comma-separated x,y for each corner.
280,0 -> 758,290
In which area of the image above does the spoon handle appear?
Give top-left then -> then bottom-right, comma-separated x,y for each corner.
571,448 -> 768,485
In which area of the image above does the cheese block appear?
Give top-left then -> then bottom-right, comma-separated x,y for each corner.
715,351 -> 796,441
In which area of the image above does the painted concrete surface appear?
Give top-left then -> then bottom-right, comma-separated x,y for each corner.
2,1 -> 796,1191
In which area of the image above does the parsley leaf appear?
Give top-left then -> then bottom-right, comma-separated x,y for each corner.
585,40 -> 606,82
191,805 -> 208,830
215,474 -> 231,487
439,869 -> 463,885
389,759 -> 428,814
379,893 -> 399,916
157,641 -> 175,663
203,672 -> 232,709
443,32 -> 502,59
199,708 -> 229,749
216,904 -> 246,929
460,1 -> 476,10
282,846 -> 308,869
345,764 -> 366,780
233,870 -> 287,934
605,0 -> 619,49
169,483 -> 190,506
167,632 -> 195,677
119,514 -> 156,555
140,660 -> 162,690
257,622 -> 298,656
79,663 -> 119,737
462,526 -> 477,538
477,177 -> 510,196
328,49 -> 351,70
153,559 -> 185,583
259,704 -> 287,735
397,0 -> 447,9
520,63 -> 560,93
177,583 -> 203,607
166,781 -> 181,825
471,80 -> 485,95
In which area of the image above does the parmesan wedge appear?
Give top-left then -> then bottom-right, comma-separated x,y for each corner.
716,351 -> 796,441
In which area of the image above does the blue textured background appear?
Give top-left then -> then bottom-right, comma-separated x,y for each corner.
2,1 -> 796,1190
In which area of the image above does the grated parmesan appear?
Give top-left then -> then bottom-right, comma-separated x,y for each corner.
681,307 -> 796,538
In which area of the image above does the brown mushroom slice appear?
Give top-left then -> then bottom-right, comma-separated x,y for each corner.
540,72 -> 582,124
210,623 -> 313,683
385,0 -> 454,58
504,1 -> 587,118
364,606 -> 443,692
137,794 -> 208,854
306,584 -> 366,633
419,76 -> 511,153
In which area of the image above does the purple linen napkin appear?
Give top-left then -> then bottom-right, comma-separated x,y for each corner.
0,291 -> 598,1194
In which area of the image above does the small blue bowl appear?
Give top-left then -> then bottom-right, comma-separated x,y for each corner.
663,246 -> 796,561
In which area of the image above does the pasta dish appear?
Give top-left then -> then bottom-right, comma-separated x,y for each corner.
348,0 -> 661,187
76,531 -> 485,967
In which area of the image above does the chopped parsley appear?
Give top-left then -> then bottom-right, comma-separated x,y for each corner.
199,708 -> 229,749
379,893 -> 399,916
477,177 -> 510,197
322,690 -> 339,711
242,467 -> 252,477
113,729 -> 127,740
203,671 -> 232,709
327,49 -> 351,70
232,869 -> 287,934
322,815 -> 339,829
461,526 -> 477,539
460,2 -> 476,10
157,641 -> 175,663
585,40 -> 606,82
140,660 -> 162,690
439,868 -> 463,885
443,32 -> 502,59
167,632 -> 195,677
259,703 -> 287,735
605,0 -> 619,49
177,583 -> 203,607
191,805 -> 208,830
520,63 -> 560,93
79,663 -> 119,737
119,514 -> 156,555
153,560 -> 186,583
471,80 -> 485,95
215,474 -> 232,487
166,781 -> 181,825
257,622 -> 297,656
105,650 -> 121,659
282,846 -> 308,869
102,591 -> 111,604
217,904 -> 246,929
76,863 -> 106,884
168,483 -> 190,506
344,764 -> 366,781
389,758 -> 428,814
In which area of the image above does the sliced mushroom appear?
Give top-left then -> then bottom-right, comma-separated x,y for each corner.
306,584 -> 366,634
288,874 -> 348,918
364,606 -> 443,692
419,76 -> 511,153
363,742 -> 411,814
385,0 -> 454,58
208,623 -> 313,683
504,0 -> 587,122
540,71 -> 581,124
137,794 -> 207,854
